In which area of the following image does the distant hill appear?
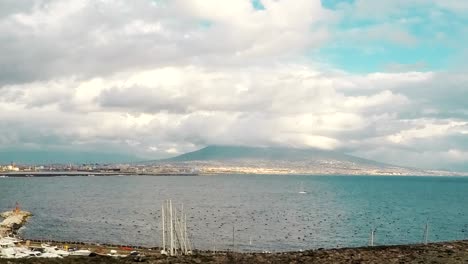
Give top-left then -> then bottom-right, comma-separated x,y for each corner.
165,145 -> 383,165
157,146 -> 461,176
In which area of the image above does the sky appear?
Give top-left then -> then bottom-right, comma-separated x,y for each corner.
0,0 -> 467,170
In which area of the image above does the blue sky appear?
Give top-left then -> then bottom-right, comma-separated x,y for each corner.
0,0 -> 467,171
316,0 -> 466,72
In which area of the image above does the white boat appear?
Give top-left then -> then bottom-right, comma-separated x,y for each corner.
13,252 -> 30,259
42,244 -> 70,256
27,251 -> 42,257
0,238 -> 66,259
107,249 -> 127,258
298,182 -> 307,194
38,252 -> 62,258
0,240 -> 16,248
0,238 -> 15,258
0,244 -> 41,259
1,237 -> 21,244
14,247 -> 40,258
0,246 -> 15,258
70,249 -> 92,256
0,175 -> 7,178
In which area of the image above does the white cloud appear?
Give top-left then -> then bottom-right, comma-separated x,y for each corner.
0,0 -> 467,171
1,63 -> 466,165
386,121 -> 468,144
0,0 -> 332,84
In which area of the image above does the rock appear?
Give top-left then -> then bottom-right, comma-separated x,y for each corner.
133,255 -> 147,262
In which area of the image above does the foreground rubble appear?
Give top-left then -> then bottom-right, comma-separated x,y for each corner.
1,240 -> 467,264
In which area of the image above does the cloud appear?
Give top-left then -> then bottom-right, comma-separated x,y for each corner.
0,0 -> 467,171
386,121 -> 467,144
0,0 -> 332,85
1,62 -> 467,169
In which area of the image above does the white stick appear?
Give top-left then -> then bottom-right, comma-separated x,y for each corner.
180,205 -> 185,254
175,208 -> 181,254
170,200 -> 174,256
213,233 -> 216,253
232,224 -> 235,251
369,228 -> 375,246
424,222 -> 429,245
183,213 -> 188,254
162,203 -> 165,252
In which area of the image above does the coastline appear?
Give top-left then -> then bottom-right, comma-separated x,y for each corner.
0,171 -> 198,177
2,171 -> 468,177
1,240 -> 467,263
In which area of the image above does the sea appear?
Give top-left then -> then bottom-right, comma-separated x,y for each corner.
0,175 -> 467,252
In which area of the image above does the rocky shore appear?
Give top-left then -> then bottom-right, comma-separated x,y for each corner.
1,240 -> 467,263
0,210 -> 31,237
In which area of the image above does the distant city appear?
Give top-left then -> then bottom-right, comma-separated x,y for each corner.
0,162 -> 198,176
1,146 -> 466,177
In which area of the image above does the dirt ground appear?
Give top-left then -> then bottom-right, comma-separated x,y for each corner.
1,240 -> 467,264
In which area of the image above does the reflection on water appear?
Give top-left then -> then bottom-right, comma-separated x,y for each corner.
0,175 -> 467,251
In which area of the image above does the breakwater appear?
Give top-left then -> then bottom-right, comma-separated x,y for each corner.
1,172 -> 198,177
0,209 -> 31,237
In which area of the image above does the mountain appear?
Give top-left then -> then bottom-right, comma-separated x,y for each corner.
166,145 -> 384,166
156,145 -> 436,175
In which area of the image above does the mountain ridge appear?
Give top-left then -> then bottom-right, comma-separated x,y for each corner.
164,145 -> 387,166
155,145 -> 464,176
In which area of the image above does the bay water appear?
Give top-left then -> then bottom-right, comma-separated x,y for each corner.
0,175 -> 467,251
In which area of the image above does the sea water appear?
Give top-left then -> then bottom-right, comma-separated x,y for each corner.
0,175 -> 467,251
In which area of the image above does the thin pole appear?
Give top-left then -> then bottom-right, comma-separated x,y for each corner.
213,232 -> 216,253
174,205 -> 179,255
369,227 -> 375,246
170,200 -> 174,256
175,208 -> 184,254
232,224 -> 235,251
180,204 -> 185,254
162,203 -> 165,252
184,213 -> 188,254
424,222 -> 429,245
187,230 -> 193,253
